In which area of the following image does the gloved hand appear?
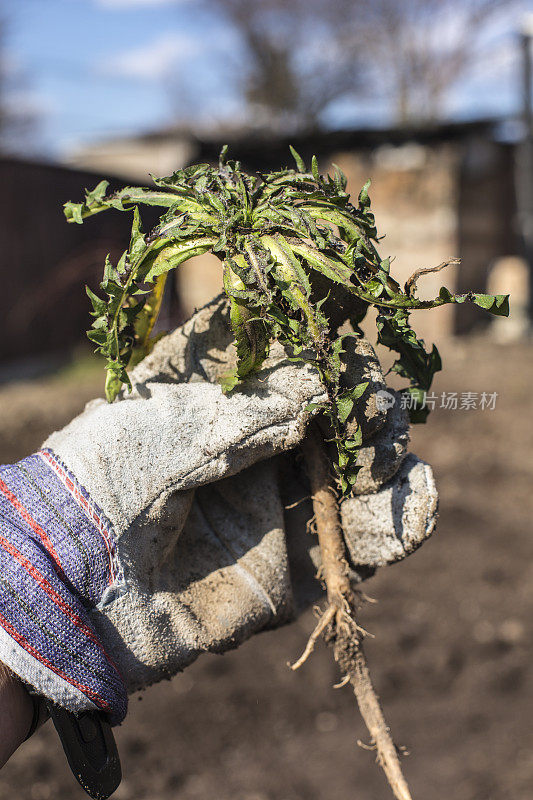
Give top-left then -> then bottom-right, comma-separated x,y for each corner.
0,296 -> 437,726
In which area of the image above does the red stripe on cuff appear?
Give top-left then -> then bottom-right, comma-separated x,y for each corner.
0,533 -> 121,678
0,479 -> 64,577
0,610 -> 112,713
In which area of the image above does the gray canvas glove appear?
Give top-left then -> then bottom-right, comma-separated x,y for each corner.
0,296 -> 437,725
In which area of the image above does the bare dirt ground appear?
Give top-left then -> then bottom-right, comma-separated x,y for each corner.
0,336 -> 531,800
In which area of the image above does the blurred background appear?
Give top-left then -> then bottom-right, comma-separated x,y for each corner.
1,1 -> 533,798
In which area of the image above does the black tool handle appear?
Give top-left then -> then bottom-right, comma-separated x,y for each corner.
47,703 -> 121,800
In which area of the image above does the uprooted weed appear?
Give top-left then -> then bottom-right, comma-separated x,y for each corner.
65,149 -> 509,799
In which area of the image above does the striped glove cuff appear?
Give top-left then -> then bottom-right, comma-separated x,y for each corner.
0,451 -> 127,725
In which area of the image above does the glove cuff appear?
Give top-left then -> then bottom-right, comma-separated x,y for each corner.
0,452 -> 127,724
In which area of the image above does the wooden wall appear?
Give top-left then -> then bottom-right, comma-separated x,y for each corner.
0,159 -> 162,369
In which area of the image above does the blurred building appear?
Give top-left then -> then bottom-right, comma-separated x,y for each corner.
0,118 -> 523,375
66,126 -> 198,184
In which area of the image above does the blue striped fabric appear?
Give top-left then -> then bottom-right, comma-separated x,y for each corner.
0,451 -> 127,724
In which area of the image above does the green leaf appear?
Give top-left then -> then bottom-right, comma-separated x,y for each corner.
86,286 -> 106,316
143,237 -> 216,283
225,262 -> 270,380
289,241 -> 354,287
105,367 -> 129,403
304,402 -> 326,414
218,372 -> 241,394
64,201 -> 84,224
438,286 -> 453,302
87,328 -> 107,347
346,427 -> 362,447
86,180 -> 109,204
129,207 -> 146,260
350,381 -> 369,401
358,179 -> 371,209
472,293 -> 510,316
261,234 -> 312,296
300,202 -> 359,233
311,155 -> 320,183
289,146 -> 306,173
332,163 -> 347,192
336,396 -> 354,424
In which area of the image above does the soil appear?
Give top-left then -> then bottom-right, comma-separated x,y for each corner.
0,336 -> 531,800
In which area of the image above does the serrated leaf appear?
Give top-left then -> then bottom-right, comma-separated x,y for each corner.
86,180 -> 109,204
87,328 -> 108,346
86,286 -> 106,316
472,293 -> 510,316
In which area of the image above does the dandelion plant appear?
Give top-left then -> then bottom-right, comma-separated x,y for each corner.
65,146 -> 508,495
65,148 -> 509,800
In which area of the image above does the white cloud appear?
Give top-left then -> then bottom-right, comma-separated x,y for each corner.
97,0 -> 188,8
100,33 -> 197,80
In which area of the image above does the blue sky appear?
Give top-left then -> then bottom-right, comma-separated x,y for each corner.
2,0 -> 532,159
3,0 -> 243,156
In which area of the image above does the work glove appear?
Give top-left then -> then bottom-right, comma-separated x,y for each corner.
0,296 -> 437,727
